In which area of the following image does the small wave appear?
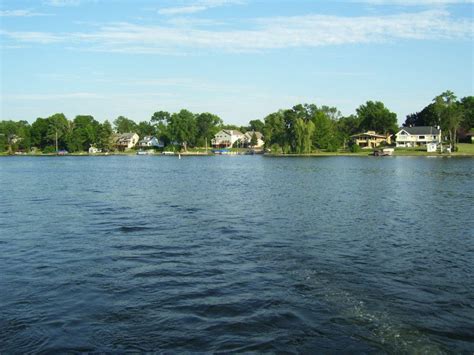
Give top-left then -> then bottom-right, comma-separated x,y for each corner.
118,226 -> 153,233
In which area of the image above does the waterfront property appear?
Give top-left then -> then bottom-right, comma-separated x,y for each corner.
243,131 -> 265,148
115,133 -> 139,151
351,131 -> 391,148
395,126 -> 441,148
88,146 -> 101,154
211,130 -> 245,148
138,136 -> 164,148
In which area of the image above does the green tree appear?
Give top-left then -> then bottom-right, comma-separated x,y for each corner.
196,112 -> 222,147
66,115 -> 100,152
98,120 -> 114,151
357,101 -> 397,134
47,113 -> 69,152
312,111 -> 336,150
31,117 -> 50,150
433,91 -> 462,149
0,120 -> 32,153
250,132 -> 258,147
263,111 -> 285,150
137,121 -> 155,138
151,110 -> 171,145
248,119 -> 265,133
459,96 -> 474,132
114,116 -> 137,134
168,109 -> 197,151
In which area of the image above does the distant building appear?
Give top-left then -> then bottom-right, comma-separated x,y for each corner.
138,136 -> 164,148
115,133 -> 139,151
211,130 -> 245,148
243,131 -> 264,148
88,146 -> 101,154
395,126 -> 441,148
351,131 -> 391,148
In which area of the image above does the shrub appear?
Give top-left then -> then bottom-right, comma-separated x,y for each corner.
350,144 -> 361,153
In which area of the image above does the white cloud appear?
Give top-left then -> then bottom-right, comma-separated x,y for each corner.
43,0 -> 82,6
356,0 -> 473,4
3,93 -> 103,100
0,30 -> 63,44
158,5 -> 209,15
0,9 -> 51,17
158,0 -> 244,15
1,9 -> 472,52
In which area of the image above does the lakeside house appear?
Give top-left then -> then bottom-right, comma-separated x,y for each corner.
211,130 -> 245,148
351,131 -> 391,148
395,126 -> 441,148
243,131 -> 264,148
115,133 -> 139,151
88,146 -> 101,154
138,136 -> 164,148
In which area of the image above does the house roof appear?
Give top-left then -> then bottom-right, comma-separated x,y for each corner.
351,131 -> 387,139
222,129 -> 243,136
139,136 -> 157,142
399,126 -> 440,135
244,131 -> 263,139
118,132 -> 137,139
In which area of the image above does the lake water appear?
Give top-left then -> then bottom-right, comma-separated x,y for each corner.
0,156 -> 473,353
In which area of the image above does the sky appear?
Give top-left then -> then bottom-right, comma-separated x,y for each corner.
0,0 -> 473,126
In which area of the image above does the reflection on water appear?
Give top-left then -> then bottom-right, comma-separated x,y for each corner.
0,156 -> 473,352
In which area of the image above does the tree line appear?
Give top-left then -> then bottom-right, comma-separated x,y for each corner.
0,91 -> 472,154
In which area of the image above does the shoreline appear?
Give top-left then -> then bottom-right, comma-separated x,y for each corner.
2,152 -> 474,158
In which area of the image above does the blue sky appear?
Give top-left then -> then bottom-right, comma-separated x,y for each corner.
1,0 -> 473,126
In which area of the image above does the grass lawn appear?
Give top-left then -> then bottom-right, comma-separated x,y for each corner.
456,143 -> 474,155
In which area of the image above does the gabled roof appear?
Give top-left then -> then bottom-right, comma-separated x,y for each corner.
139,136 -> 157,142
398,126 -> 440,135
118,132 -> 137,139
223,129 -> 244,136
244,131 -> 263,139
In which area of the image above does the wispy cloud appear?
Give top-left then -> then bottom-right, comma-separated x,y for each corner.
0,9 -> 51,17
0,30 -> 63,44
43,0 -> 82,7
356,0 -> 473,4
3,92 -> 103,100
158,0 -> 244,15
1,9 -> 472,52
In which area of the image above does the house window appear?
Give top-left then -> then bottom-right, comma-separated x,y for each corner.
419,136 -> 425,139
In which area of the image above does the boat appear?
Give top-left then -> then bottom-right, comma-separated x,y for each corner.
371,148 -> 394,156
137,150 -> 154,155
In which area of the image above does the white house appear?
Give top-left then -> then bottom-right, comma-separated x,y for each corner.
88,146 -> 101,154
211,130 -> 245,148
395,126 -> 441,148
138,136 -> 164,148
115,133 -> 139,151
243,131 -> 264,148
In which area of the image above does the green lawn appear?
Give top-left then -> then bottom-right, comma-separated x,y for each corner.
457,143 -> 474,154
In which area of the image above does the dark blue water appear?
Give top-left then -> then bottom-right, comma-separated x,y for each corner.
1,156 -> 473,353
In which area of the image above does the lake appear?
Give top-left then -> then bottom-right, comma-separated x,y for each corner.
0,155 -> 473,352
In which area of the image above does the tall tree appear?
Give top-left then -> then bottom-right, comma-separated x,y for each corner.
98,120 -> 114,151
248,119 -> 265,133
67,115 -> 100,152
168,109 -> 197,151
47,113 -> 69,152
433,91 -> 462,149
196,112 -> 222,146
151,111 -> 171,145
357,101 -> 397,134
114,116 -> 137,134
